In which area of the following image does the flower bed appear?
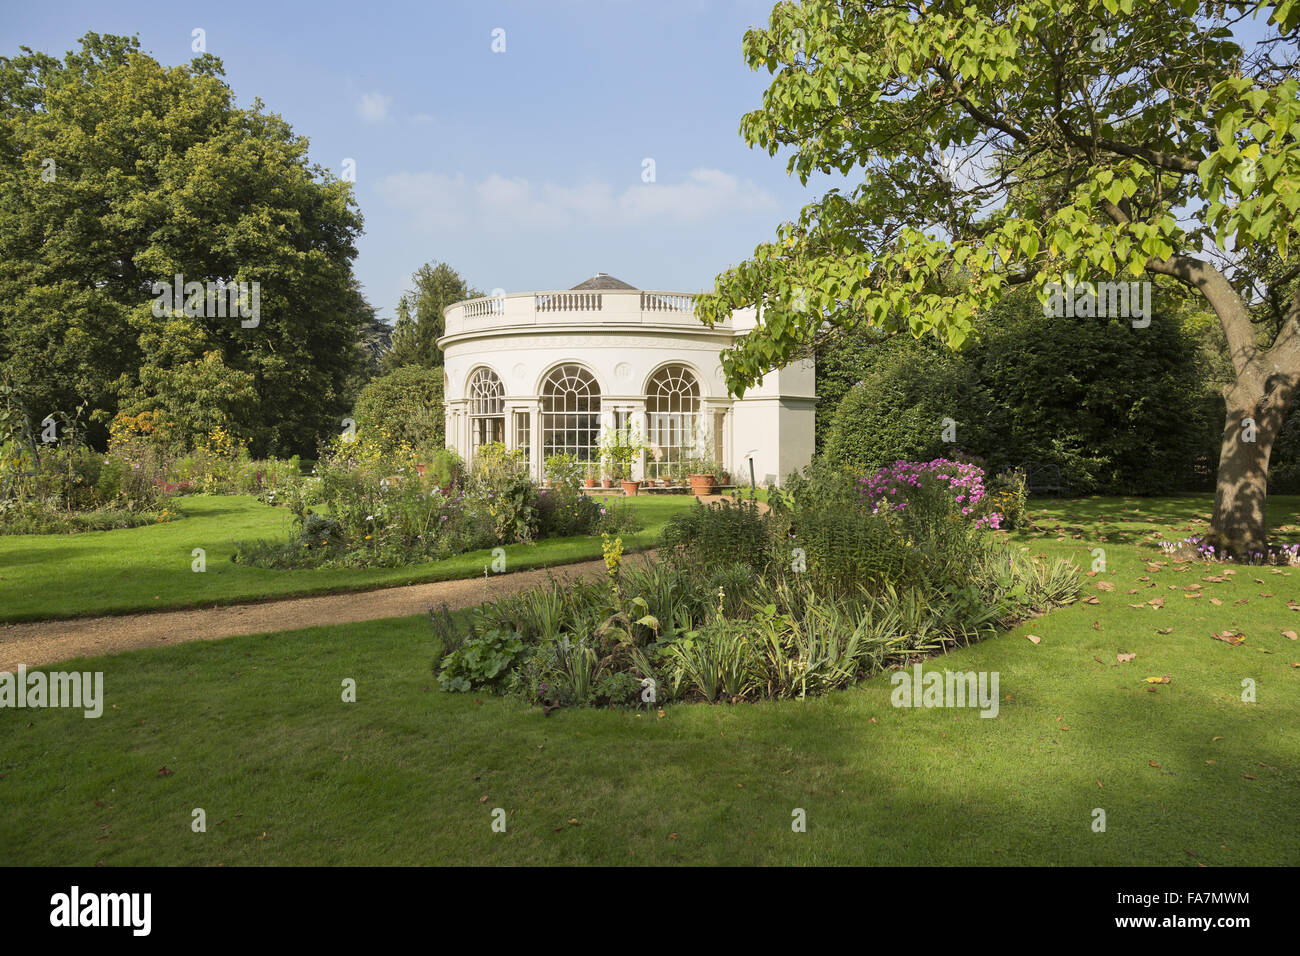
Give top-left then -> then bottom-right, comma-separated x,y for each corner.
234,439 -> 641,569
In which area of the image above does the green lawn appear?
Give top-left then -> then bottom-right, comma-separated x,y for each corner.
0,493 -> 697,622
1,495 -> 1296,865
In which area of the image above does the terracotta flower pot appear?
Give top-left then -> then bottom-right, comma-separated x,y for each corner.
584,478 -> 598,488
620,479 -> 641,496
601,478 -> 614,488
689,473 -> 716,495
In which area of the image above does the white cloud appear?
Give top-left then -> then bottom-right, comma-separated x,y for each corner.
357,92 -> 394,123
618,168 -> 777,220
377,167 -> 776,232
375,171 -> 470,229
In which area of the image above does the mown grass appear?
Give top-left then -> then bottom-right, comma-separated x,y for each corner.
0,493 -> 697,622
1,495 -> 1296,865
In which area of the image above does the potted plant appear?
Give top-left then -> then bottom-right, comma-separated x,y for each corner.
600,422 -> 644,496
687,454 -> 719,496
584,463 -> 599,488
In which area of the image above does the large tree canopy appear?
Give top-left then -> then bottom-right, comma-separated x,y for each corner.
698,0 -> 1300,552
0,33 -> 367,455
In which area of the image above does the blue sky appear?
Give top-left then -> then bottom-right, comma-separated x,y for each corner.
7,0 -> 834,322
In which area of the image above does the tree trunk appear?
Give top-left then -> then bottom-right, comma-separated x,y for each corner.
1143,254 -> 1300,558
1209,375 -> 1288,556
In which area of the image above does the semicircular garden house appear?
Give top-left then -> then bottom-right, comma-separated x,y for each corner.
438,273 -> 816,486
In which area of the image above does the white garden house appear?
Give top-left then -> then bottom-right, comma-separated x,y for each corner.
438,274 -> 816,485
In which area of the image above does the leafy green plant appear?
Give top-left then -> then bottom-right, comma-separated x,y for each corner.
436,628 -> 527,693
599,423 -> 644,481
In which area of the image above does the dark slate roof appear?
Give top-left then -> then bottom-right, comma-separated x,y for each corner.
570,273 -> 637,291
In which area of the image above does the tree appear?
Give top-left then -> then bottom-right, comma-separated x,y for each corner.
384,295 -> 419,370
0,34 -> 366,456
382,262 -> 480,371
353,279 -> 391,380
696,0 -> 1300,553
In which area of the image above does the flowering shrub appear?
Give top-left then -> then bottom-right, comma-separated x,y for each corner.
986,468 -> 1029,530
544,453 -> 584,493
858,458 -> 1004,529
765,457 -> 1007,595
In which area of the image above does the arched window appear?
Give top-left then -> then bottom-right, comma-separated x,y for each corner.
468,367 -> 504,452
645,365 -> 700,478
541,364 -> 601,463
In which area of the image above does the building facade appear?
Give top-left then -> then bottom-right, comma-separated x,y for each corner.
438,274 -> 816,485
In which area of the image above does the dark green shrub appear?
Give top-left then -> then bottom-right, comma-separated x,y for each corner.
660,497 -> 775,575
823,340 -> 993,472
1270,402 -> 1300,493
352,366 -> 444,455
820,287 -> 1220,495
972,298 -> 1212,494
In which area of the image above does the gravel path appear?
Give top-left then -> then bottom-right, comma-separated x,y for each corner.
0,553 -> 655,671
